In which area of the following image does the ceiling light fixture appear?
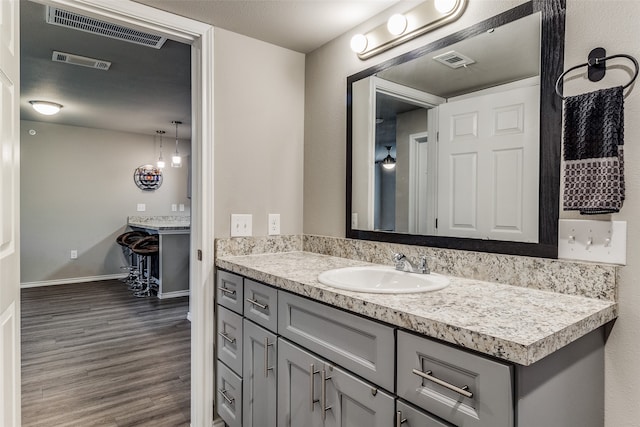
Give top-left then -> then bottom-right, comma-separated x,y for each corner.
381,146 -> 396,170
353,0 -> 467,60
156,130 -> 166,169
29,100 -> 62,115
171,120 -> 182,168
387,14 -> 408,36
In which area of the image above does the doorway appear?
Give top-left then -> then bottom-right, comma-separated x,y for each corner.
19,0 -> 214,424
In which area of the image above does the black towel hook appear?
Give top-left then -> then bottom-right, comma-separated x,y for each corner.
555,47 -> 639,99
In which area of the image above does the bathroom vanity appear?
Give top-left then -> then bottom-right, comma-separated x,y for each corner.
214,251 -> 616,427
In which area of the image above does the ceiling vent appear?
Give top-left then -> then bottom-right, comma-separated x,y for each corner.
52,51 -> 111,70
433,51 -> 476,69
46,6 -> 167,49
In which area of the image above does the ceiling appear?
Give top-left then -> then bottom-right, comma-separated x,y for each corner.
20,0 -> 403,139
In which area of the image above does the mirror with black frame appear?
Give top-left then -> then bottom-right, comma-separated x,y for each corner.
346,0 -> 565,258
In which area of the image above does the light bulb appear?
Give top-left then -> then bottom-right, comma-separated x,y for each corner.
382,162 -> 396,170
387,14 -> 407,36
171,154 -> 182,167
30,101 -> 62,115
434,0 -> 457,14
350,34 -> 368,53
157,158 -> 165,169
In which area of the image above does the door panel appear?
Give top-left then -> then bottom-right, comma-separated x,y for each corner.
0,0 -> 20,425
243,320 -> 277,427
437,84 -> 539,242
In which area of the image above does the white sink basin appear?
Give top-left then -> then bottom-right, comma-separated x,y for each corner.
317,265 -> 449,294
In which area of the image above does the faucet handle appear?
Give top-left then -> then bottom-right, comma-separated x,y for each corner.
418,255 -> 434,274
393,252 -> 405,262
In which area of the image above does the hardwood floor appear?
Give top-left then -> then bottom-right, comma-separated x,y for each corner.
21,280 -> 191,427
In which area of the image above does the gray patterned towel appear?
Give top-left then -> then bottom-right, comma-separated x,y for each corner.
563,86 -> 625,214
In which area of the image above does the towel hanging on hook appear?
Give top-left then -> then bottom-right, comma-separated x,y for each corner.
555,47 -> 639,99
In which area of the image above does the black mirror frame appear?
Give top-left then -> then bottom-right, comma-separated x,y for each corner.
346,0 -> 566,258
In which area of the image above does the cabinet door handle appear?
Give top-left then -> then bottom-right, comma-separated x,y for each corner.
321,368 -> 333,420
218,331 -> 236,344
219,286 -> 236,296
218,388 -> 235,404
412,368 -> 474,398
396,411 -> 407,427
309,364 -> 320,411
246,297 -> 268,310
263,337 -> 274,378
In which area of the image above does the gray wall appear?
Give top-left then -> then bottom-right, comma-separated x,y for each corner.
214,28 -> 305,238
303,1 -> 640,426
20,121 -> 190,284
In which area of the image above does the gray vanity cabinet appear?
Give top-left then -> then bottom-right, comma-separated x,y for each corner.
242,319 -> 277,427
277,338 -> 395,427
397,330 -> 513,427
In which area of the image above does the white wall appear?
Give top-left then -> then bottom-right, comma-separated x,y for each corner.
304,1 -> 639,425
213,28 -> 305,238
20,121 -> 190,284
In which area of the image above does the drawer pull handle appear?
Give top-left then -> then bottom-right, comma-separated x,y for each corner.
412,368 -> 474,399
218,331 -> 236,344
321,368 -> 333,420
309,364 -> 320,411
219,287 -> 236,296
264,337 -> 274,378
218,388 -> 235,405
246,298 -> 268,310
396,411 -> 407,427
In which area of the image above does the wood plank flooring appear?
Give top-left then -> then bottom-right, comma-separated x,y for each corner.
21,280 -> 191,427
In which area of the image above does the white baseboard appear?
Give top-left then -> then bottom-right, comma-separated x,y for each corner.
157,290 -> 190,299
20,273 -> 127,288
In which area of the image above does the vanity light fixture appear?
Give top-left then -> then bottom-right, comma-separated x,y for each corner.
171,121 -> 182,168
351,0 -> 467,60
381,146 -> 396,170
29,100 -> 63,115
387,13 -> 408,36
156,130 -> 166,169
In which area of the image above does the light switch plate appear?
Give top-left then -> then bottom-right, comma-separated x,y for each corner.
558,219 -> 626,265
231,214 -> 252,237
137,203 -> 146,212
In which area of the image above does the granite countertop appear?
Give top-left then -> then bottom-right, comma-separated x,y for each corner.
216,251 -> 618,366
127,215 -> 190,231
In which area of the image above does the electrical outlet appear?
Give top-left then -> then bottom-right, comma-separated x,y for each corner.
179,203 -> 185,212
231,214 -> 252,237
268,214 -> 281,235
70,250 -> 78,259
137,203 -> 146,212
171,204 -> 177,212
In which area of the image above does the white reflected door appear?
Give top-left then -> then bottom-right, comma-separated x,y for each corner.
437,84 -> 539,243
0,0 -> 21,425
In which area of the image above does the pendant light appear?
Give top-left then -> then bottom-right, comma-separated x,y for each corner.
381,146 -> 396,170
156,130 -> 166,169
171,120 -> 182,168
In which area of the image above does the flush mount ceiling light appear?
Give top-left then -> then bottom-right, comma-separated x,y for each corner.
171,120 -> 182,168
156,130 -> 166,169
351,0 -> 467,60
381,146 -> 396,170
29,100 -> 63,115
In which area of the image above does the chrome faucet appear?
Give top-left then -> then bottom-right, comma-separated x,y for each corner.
393,253 -> 431,274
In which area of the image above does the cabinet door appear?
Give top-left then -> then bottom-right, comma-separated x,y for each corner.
217,305 -> 243,375
278,338 -> 325,427
325,364 -> 395,427
216,361 -> 242,427
396,400 -> 455,427
243,320 -> 277,427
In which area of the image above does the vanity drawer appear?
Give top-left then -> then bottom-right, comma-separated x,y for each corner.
217,306 -> 243,376
217,270 -> 244,315
217,360 -> 242,427
278,291 -> 395,391
244,279 -> 277,332
397,331 -> 513,427
396,400 -> 455,427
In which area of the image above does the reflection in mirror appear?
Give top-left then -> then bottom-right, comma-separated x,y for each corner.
347,1 -> 565,258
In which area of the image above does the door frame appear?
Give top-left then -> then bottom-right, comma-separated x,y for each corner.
26,1 -> 215,425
